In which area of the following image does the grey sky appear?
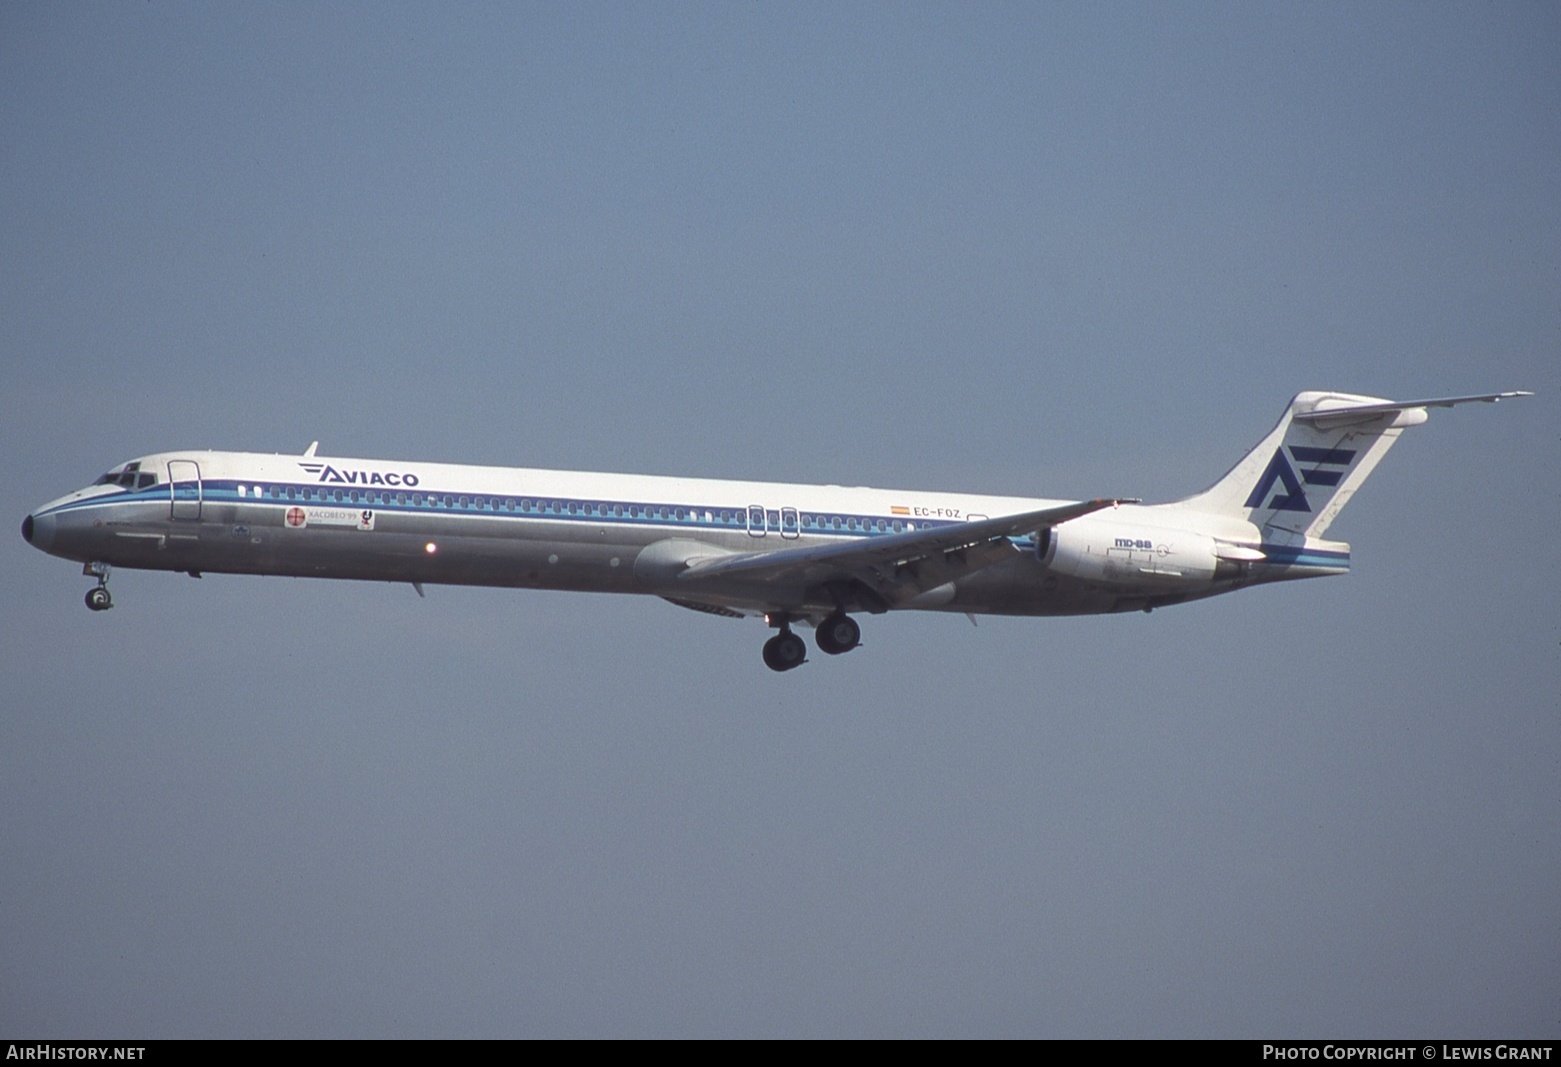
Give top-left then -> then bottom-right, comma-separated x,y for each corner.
3,2 -> 1557,1037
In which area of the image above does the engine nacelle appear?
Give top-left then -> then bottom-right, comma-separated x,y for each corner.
1040,522 -> 1223,587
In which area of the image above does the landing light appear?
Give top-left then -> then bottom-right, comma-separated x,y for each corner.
425,542 -> 437,554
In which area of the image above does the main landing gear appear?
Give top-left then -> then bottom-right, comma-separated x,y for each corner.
762,626 -> 807,672
814,612 -> 861,656
83,561 -> 113,612
761,612 -> 863,672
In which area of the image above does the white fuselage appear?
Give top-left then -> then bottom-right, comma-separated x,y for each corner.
23,448 -> 1343,621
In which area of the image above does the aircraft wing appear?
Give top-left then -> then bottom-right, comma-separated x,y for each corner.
677,498 -> 1131,609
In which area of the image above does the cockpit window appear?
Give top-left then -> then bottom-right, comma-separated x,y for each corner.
93,461 -> 154,489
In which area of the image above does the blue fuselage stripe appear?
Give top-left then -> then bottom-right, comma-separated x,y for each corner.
46,479 -> 1007,544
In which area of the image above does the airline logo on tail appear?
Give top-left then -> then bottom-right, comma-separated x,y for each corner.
1244,446 -> 1357,513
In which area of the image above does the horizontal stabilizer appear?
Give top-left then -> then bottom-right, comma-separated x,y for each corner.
1293,391 -> 1531,423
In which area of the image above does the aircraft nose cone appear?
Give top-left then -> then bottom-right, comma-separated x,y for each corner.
22,511 -> 54,552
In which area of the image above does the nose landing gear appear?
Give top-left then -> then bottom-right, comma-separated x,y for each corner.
83,562 -> 113,611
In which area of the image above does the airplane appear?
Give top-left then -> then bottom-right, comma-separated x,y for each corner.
21,390 -> 1529,671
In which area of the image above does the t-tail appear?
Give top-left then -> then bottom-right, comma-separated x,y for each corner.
1175,390 -> 1531,542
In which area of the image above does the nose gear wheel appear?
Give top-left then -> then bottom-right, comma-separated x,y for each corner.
83,562 -> 113,611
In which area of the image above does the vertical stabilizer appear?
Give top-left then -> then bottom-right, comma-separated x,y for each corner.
1177,391 -> 1416,539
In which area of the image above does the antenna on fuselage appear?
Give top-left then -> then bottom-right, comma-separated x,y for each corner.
303,441 -> 319,457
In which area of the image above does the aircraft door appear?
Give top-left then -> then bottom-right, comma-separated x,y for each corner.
747,505 -> 767,538
780,507 -> 800,539
168,460 -> 202,520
